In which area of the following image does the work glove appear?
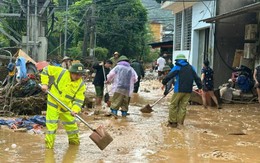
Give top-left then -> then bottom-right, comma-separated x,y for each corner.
164,79 -> 174,96
164,89 -> 169,96
164,85 -> 171,96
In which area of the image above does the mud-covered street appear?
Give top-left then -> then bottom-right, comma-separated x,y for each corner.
1,78 -> 260,163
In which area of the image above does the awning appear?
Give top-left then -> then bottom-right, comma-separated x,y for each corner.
201,2 -> 260,23
161,1 -> 197,14
148,40 -> 173,49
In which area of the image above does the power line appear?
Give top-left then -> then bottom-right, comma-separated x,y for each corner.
47,6 -> 91,56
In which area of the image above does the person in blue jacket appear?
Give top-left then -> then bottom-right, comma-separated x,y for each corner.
162,54 -> 202,128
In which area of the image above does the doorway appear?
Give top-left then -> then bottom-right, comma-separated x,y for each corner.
197,28 -> 210,72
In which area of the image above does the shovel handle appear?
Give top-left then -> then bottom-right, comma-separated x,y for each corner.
151,87 -> 174,107
38,84 -> 95,131
150,95 -> 166,107
102,64 -> 109,93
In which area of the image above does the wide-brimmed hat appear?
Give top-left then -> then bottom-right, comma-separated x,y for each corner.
62,56 -> 72,61
118,55 -> 129,62
131,59 -> 137,62
175,54 -> 186,61
163,65 -> 171,72
69,63 -> 86,74
114,51 -> 119,55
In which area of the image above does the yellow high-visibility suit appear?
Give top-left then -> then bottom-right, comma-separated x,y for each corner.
41,65 -> 86,148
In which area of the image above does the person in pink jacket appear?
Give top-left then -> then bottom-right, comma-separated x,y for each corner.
105,55 -> 138,117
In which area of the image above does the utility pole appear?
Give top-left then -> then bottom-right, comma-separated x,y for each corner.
82,9 -> 89,59
89,3 -> 95,57
0,0 -> 50,61
32,0 -> 38,60
26,0 -> 30,55
64,0 -> 69,57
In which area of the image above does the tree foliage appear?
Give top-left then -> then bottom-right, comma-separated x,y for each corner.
96,0 -> 149,59
48,0 -> 151,61
0,0 -> 25,47
47,0 -> 92,59
0,0 -> 156,63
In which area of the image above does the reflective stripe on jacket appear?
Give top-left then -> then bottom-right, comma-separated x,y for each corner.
41,65 -> 86,113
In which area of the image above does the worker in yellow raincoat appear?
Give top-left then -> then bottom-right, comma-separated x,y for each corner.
40,63 -> 86,149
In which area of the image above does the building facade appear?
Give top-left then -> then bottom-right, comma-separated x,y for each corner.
162,0 -> 259,86
162,0 -> 216,73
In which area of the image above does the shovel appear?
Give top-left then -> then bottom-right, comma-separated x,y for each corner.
102,64 -> 110,106
40,84 -> 113,150
140,87 -> 174,113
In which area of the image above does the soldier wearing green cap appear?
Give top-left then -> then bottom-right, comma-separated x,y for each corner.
161,65 -> 174,96
110,51 -> 120,68
40,63 -> 86,148
131,59 -> 145,93
105,55 -> 138,117
175,54 -> 186,60
162,54 -> 202,128
163,65 -> 171,72
61,56 -> 73,69
92,60 -> 113,111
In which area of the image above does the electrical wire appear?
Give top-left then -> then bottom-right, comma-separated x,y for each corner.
182,0 -> 186,11
200,0 -> 234,71
214,31 -> 235,71
200,0 -> 213,17
1,0 -> 170,54
47,6 -> 91,56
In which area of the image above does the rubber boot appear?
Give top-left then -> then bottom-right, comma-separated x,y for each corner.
167,121 -> 177,128
121,111 -> 127,117
110,108 -> 118,116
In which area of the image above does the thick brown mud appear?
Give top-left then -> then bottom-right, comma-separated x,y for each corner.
1,78 -> 260,163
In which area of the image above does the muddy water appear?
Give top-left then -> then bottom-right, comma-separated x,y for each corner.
1,78 -> 260,163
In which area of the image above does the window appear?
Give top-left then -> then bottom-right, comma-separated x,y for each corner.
174,7 -> 192,51
184,7 -> 192,50
175,12 -> 182,50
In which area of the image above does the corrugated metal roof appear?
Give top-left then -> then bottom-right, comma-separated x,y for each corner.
201,2 -> 260,23
148,40 -> 173,48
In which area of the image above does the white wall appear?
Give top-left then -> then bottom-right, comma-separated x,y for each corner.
191,1 -> 215,71
172,1 -> 215,73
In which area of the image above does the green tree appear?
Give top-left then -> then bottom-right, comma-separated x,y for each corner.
47,0 -> 92,58
0,0 -> 25,47
96,0 -> 148,59
0,0 -> 155,63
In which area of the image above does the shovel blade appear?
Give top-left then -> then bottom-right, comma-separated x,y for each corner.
140,104 -> 153,113
89,125 -> 113,150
